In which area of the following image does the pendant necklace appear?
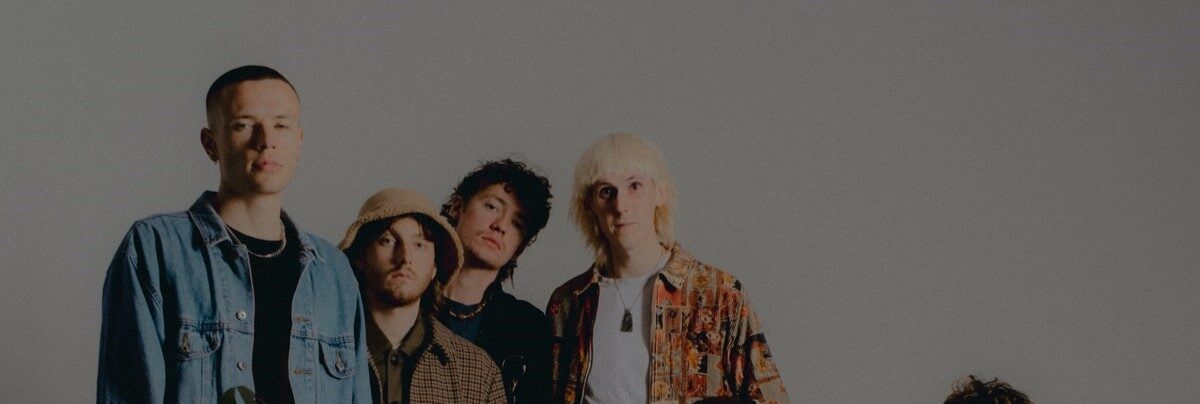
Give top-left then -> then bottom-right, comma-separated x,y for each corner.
610,279 -> 643,332
609,249 -> 669,332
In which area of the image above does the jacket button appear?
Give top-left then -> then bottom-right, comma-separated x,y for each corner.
389,352 -> 401,365
237,361 -> 247,371
236,310 -> 247,320
335,361 -> 345,371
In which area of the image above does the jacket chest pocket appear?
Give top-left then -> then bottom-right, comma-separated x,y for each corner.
170,322 -> 223,403
316,335 -> 357,402
319,338 -> 356,379
176,327 -> 222,360
315,336 -> 358,401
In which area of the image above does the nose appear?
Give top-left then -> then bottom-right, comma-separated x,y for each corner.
612,189 -> 630,214
489,218 -> 507,235
250,124 -> 280,151
392,243 -> 411,266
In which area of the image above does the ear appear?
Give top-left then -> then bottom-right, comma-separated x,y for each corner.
446,195 -> 464,222
654,182 -> 667,207
200,128 -> 219,162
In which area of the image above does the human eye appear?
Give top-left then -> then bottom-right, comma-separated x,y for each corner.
629,181 -> 643,191
377,236 -> 394,246
231,122 -> 250,132
597,186 -> 615,200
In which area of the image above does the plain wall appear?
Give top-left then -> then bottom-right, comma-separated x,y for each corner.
1,2 -> 1197,402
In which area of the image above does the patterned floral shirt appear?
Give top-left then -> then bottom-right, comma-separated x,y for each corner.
546,244 -> 790,404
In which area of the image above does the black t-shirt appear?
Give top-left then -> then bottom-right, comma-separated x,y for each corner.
438,299 -> 484,342
230,225 -> 303,404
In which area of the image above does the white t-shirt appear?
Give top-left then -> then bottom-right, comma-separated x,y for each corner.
583,252 -> 671,404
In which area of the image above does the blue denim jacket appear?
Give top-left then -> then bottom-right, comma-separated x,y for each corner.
97,192 -> 371,403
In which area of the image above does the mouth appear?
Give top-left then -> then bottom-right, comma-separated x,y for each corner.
387,268 -> 413,280
481,235 -> 502,250
253,158 -> 281,171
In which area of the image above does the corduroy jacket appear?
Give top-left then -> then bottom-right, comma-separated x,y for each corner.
546,244 -> 790,404
367,314 -> 506,404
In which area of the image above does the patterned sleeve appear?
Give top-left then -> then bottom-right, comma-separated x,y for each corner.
727,287 -> 790,404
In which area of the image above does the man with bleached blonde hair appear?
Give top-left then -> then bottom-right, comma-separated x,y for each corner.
546,133 -> 790,404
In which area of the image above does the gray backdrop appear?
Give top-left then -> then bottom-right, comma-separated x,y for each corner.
2,2 -> 1197,403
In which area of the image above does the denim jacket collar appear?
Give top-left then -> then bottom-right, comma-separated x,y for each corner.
187,191 -> 325,263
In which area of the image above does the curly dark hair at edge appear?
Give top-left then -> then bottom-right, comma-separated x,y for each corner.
441,158 -> 552,288
944,375 -> 1033,404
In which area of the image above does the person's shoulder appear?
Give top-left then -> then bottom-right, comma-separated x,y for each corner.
431,319 -> 499,369
493,290 -> 546,320
299,230 -> 342,257
548,267 -> 596,302
298,230 -> 354,273
126,210 -> 192,236
674,247 -> 747,293
115,210 -> 195,254
134,210 -> 192,224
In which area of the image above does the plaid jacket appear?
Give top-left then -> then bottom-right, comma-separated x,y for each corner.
546,244 -> 789,404
367,315 -> 506,404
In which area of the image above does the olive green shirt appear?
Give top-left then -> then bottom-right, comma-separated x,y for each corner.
366,314 -> 429,404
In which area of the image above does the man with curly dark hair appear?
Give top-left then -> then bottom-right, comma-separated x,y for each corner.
944,375 -> 1033,404
438,158 -> 553,403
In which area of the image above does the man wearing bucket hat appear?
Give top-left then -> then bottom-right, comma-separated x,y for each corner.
340,187 -> 506,404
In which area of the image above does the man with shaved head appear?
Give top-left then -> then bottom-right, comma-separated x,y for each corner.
97,65 -> 371,403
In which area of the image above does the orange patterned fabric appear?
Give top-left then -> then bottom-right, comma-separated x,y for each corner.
547,244 -> 790,404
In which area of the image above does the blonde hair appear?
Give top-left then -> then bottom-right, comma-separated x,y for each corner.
570,133 -> 676,267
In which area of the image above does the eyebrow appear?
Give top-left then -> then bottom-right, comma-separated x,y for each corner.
229,114 -> 295,120
388,228 -> 431,241
486,194 -> 508,207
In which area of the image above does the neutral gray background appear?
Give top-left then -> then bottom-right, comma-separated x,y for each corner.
1,2 -> 1197,403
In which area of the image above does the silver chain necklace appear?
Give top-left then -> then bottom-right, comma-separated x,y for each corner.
226,221 -> 286,259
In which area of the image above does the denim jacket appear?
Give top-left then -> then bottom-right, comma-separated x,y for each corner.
97,192 -> 371,403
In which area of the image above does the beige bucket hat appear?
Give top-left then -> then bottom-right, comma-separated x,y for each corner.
338,187 -> 464,276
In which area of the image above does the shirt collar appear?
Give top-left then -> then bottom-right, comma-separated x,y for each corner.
366,311 -> 430,363
573,243 -> 691,295
187,191 -> 323,262
657,243 -> 693,289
